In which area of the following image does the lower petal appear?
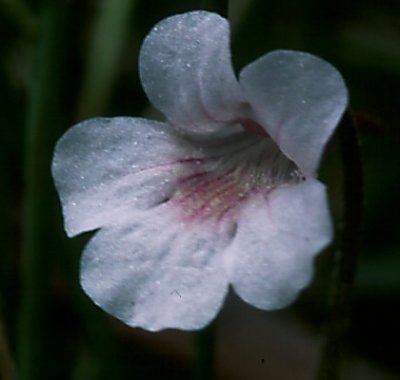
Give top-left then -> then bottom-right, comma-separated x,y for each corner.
226,179 -> 332,310
80,204 -> 231,331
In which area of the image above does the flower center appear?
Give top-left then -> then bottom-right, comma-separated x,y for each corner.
170,128 -> 304,224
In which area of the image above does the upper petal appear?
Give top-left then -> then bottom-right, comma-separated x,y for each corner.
239,50 -> 348,175
52,117 -> 201,236
226,179 -> 332,310
139,11 -> 244,135
80,204 -> 231,331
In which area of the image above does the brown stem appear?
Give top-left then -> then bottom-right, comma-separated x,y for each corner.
316,110 -> 364,380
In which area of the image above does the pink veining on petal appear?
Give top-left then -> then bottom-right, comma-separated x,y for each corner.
168,128 -> 305,226
173,167 -> 247,223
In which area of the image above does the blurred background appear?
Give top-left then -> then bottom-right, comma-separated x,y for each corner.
0,0 -> 399,379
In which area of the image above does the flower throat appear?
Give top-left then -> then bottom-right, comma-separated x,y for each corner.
170,122 -> 304,224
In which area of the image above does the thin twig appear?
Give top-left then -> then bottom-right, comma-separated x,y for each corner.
316,110 -> 364,380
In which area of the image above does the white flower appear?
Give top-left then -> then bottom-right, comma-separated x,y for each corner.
52,11 -> 348,331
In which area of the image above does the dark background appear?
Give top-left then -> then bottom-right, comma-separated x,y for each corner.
1,0 -> 399,379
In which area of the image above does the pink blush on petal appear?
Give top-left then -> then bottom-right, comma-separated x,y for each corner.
171,168 -> 251,224
168,134 -> 303,226
239,118 -> 269,137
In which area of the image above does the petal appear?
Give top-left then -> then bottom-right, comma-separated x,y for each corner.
80,205 -> 231,331
139,11 -> 243,135
239,50 -> 348,175
52,117 -> 201,236
226,179 -> 332,310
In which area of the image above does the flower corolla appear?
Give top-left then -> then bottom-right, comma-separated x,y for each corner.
52,11 -> 348,331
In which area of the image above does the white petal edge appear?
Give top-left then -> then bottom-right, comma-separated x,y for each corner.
52,117 -> 203,237
240,50 -> 348,175
139,11 -> 244,135
80,204 -> 231,331
226,179 -> 332,310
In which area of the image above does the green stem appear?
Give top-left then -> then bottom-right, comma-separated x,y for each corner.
18,3 -> 66,380
77,0 -> 136,119
316,110 -> 364,380
194,321 -> 216,380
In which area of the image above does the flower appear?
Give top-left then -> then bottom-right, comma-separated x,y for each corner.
52,11 -> 347,331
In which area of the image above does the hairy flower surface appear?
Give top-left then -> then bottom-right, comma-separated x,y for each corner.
52,11 -> 348,331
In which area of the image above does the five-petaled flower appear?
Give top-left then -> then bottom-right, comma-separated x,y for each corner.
52,11 -> 348,331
